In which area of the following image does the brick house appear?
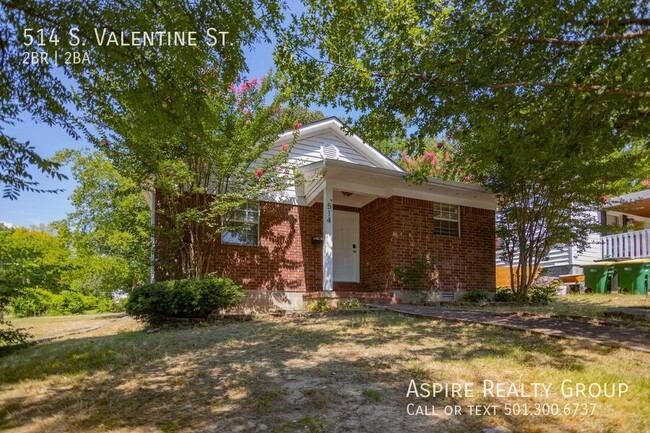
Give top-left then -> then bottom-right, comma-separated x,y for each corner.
146,117 -> 497,310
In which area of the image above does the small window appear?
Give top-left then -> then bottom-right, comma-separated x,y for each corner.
221,202 -> 260,246
434,203 -> 460,237
606,214 -> 620,227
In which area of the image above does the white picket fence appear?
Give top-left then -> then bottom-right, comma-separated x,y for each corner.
601,229 -> 650,259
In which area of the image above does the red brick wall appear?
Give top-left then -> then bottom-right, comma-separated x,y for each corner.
211,201 -> 322,292
360,198 -> 394,289
389,197 -> 495,291
156,196 -> 495,293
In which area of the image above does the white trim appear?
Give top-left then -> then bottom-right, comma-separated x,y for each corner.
276,117 -> 404,172
299,159 -> 497,211
608,189 -> 650,205
322,183 -> 334,292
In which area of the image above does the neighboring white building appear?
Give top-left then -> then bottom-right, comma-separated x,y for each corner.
497,189 -> 650,277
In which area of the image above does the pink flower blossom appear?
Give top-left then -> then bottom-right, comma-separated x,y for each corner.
404,156 -> 413,166
255,169 -> 264,178
281,143 -> 289,152
641,179 -> 650,187
294,121 -> 303,129
601,196 -> 611,203
424,151 -> 438,166
99,139 -> 108,147
436,141 -> 444,149
464,174 -> 474,182
242,108 -> 250,115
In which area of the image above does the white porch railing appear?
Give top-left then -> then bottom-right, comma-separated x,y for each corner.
601,229 -> 650,259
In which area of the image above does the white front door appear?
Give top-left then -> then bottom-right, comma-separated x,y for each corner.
333,210 -> 360,282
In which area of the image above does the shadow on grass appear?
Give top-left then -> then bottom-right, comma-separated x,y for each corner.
0,312 -> 634,433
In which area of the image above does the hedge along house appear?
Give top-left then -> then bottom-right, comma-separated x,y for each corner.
145,117 -> 497,310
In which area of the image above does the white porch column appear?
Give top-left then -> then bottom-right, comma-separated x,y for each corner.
322,182 -> 334,292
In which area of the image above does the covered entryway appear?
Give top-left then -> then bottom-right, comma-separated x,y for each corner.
333,210 -> 360,282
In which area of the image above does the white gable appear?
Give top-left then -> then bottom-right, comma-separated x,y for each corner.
259,118 -> 405,204
266,118 -> 403,171
281,132 -> 377,167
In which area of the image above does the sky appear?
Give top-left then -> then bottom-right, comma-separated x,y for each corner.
1,34 -> 352,228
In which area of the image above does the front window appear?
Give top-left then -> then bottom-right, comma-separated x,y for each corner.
434,203 -> 460,237
221,201 -> 260,246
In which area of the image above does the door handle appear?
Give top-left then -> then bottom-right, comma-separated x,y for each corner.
352,244 -> 356,249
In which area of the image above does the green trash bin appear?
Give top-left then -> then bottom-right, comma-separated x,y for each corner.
614,259 -> 650,295
582,262 -> 615,293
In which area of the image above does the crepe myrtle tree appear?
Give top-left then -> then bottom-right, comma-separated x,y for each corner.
102,76 -> 307,279
277,0 -> 649,296
0,0 -> 284,198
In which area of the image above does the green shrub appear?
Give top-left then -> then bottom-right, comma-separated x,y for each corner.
96,297 -> 125,313
51,290 -> 87,315
494,287 -> 515,302
306,298 -> 331,312
463,289 -> 490,302
338,298 -> 364,309
529,285 -> 558,305
125,277 -> 244,323
11,289 -> 53,317
394,252 -> 438,290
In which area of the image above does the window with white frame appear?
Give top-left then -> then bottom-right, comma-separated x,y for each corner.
434,203 -> 460,237
221,201 -> 260,246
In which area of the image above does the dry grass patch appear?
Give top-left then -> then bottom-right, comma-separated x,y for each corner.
0,312 -> 647,433
2,313 -> 127,340
448,293 -> 650,320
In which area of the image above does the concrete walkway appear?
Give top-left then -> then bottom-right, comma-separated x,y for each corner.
386,304 -> 650,353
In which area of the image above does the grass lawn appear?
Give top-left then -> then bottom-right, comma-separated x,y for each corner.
448,293 -> 650,320
1,312 -> 648,433
2,313 -> 126,340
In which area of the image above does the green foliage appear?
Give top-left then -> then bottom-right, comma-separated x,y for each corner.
96,297 -> 125,314
0,225 -> 75,311
529,285 -> 558,305
277,0 -> 649,298
463,290 -> 491,303
11,289 -> 53,317
150,78 -> 310,278
0,138 -> 66,200
1,1 -> 283,199
494,287 -> 515,303
125,277 -> 244,323
394,252 -> 438,291
51,291 -> 86,315
306,298 -> 331,312
0,319 -> 31,348
53,149 -> 150,295
338,298 -> 364,309
11,287 -> 119,317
